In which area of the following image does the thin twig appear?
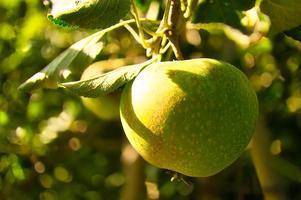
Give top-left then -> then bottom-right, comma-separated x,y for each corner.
164,0 -> 185,59
184,0 -> 198,18
124,24 -> 142,44
130,0 -> 150,48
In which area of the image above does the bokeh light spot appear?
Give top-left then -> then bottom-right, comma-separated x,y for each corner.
68,137 -> 81,151
34,161 -> 46,174
270,139 -> 282,155
54,166 -> 72,183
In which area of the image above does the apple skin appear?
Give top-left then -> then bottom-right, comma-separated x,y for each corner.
120,58 -> 258,177
81,59 -> 127,121
81,94 -> 120,121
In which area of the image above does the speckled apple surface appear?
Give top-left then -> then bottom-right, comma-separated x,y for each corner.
120,58 -> 258,177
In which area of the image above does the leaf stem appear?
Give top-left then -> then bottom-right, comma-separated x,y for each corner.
124,24 -> 142,44
125,0 -> 185,60
180,0 -> 187,11
255,0 -> 264,7
184,0 -> 198,19
159,41 -> 172,54
160,0 -> 173,32
130,0 -> 151,48
168,33 -> 183,60
142,0 -> 172,58
103,19 -> 137,33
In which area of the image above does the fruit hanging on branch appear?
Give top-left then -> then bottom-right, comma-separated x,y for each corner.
120,58 -> 258,177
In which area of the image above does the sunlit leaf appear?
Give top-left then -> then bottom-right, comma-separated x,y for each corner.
261,0 -> 301,33
61,59 -> 156,97
19,30 -> 106,91
48,0 -> 130,29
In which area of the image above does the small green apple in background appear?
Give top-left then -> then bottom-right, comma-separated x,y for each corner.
81,59 -> 129,121
120,58 -> 258,177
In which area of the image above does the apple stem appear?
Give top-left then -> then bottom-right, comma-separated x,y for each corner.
250,115 -> 287,200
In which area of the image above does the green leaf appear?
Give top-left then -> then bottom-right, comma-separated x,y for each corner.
61,59 -> 156,97
48,0 -> 130,29
261,0 -> 301,33
19,30 -> 106,91
193,0 -> 256,28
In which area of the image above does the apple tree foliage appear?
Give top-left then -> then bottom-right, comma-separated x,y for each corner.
0,0 -> 301,199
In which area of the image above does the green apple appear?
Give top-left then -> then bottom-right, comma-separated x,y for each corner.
120,58 -> 258,177
81,59 -> 127,121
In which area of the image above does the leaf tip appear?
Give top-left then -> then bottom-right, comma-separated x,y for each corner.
18,72 -> 47,92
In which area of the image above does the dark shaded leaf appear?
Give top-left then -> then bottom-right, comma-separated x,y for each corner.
261,0 -> 301,33
193,0 -> 256,28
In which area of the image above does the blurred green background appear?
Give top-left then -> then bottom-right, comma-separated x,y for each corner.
0,0 -> 301,199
